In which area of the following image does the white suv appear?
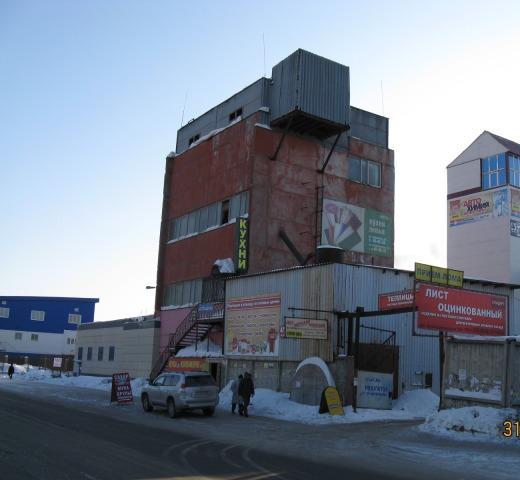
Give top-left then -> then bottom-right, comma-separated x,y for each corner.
141,372 -> 219,418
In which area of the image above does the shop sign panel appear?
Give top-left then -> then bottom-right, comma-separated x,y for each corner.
356,371 -> 393,409
167,357 -> 209,372
378,290 -> 414,310
225,294 -> 281,356
415,283 -> 507,335
284,317 -> 328,339
110,372 -> 133,404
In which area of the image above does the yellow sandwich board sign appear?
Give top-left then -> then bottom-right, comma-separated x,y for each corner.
322,386 -> 344,415
414,263 -> 463,288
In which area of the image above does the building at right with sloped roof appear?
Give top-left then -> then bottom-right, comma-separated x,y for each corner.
447,131 -> 520,283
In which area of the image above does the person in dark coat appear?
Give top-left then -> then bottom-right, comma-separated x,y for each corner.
238,371 -> 255,417
7,363 -> 14,380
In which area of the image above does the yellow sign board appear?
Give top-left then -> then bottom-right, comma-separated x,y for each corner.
414,263 -> 463,288
324,386 -> 344,416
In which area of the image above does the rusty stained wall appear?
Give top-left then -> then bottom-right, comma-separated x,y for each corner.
250,126 -> 395,272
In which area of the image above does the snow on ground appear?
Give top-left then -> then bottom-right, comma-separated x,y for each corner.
420,406 -> 520,443
218,382 -> 439,425
1,366 -> 147,396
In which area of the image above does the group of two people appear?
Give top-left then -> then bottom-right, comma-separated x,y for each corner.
230,372 -> 255,417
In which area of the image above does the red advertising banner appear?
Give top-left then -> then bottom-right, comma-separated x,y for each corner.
415,283 -> 507,335
110,372 -> 133,404
378,290 -> 414,310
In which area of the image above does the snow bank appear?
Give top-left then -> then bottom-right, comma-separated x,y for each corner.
421,406 -> 520,443
4,366 -> 146,396
218,384 -> 439,425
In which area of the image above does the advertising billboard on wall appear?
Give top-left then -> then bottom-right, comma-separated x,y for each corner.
511,189 -> 520,218
449,188 -> 508,227
284,317 -> 328,339
378,290 -> 414,310
415,283 -> 507,335
225,294 -> 281,356
321,198 -> 392,257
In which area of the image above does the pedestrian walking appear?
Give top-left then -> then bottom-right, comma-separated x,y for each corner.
238,371 -> 255,417
230,374 -> 242,414
7,363 -> 14,380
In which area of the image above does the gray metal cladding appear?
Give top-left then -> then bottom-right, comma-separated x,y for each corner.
350,106 -> 389,148
176,78 -> 270,153
226,264 -> 335,362
270,49 -> 350,126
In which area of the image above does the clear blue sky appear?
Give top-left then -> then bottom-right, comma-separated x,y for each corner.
2,1 -> 520,320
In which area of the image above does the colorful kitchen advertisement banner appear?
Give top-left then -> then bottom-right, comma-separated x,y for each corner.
449,189 -> 508,227
321,198 -> 393,257
225,294 -> 281,356
284,317 -> 328,339
415,283 -> 507,335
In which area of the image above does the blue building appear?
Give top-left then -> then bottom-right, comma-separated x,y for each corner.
0,296 -> 98,364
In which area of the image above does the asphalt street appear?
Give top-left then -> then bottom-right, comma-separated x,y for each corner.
0,380 -> 519,480
0,387 -> 413,480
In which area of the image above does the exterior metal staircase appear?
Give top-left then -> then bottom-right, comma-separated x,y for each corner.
149,302 -> 224,381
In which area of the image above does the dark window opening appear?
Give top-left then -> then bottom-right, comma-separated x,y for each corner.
221,199 -> 230,225
98,346 -> 104,361
229,107 -> 243,122
77,347 -> 83,361
188,134 -> 200,146
108,346 -> 115,361
87,347 -> 92,361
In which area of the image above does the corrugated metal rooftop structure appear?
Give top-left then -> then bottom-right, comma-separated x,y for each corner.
176,49 -> 388,153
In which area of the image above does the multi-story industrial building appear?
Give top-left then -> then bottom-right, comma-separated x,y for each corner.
152,50 -> 394,377
447,131 -> 520,283
0,296 -> 98,366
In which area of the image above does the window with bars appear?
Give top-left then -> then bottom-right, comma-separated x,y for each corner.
31,310 -> 45,321
163,278 -> 203,307
509,154 -> 520,188
31,333 -> 38,341
98,347 -> 104,361
482,153 -> 506,190
68,313 -> 82,325
347,156 -> 382,188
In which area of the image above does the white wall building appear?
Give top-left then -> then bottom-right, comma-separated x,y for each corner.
76,315 -> 160,379
447,131 -> 520,284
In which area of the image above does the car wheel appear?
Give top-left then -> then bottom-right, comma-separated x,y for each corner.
141,394 -> 153,412
167,398 -> 178,418
203,407 -> 215,416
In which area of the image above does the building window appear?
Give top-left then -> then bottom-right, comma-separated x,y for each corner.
31,310 -> 45,321
15,332 -> 22,340
98,347 -> 104,361
164,278 -> 203,307
67,338 -> 70,344
347,156 -> 382,188
68,314 -> 82,325
31,334 -> 38,341
0,307 -> 9,318
87,347 -> 92,361
482,153 -> 506,190
77,347 -> 83,360
221,199 -> 230,225
229,107 -> 243,122
509,154 -> 520,188
188,134 -> 200,146
168,191 -> 249,242
109,346 -> 115,361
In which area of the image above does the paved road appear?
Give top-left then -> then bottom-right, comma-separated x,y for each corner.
1,380 -> 518,480
0,388 -> 410,480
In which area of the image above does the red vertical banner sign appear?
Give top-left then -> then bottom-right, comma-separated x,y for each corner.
111,372 -> 133,404
415,283 -> 507,335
